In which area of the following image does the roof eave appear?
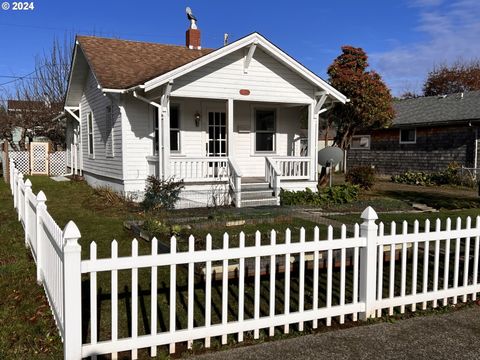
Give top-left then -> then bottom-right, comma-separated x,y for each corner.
392,118 -> 480,128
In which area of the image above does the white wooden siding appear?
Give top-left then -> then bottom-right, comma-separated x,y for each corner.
121,96 -> 154,182
171,48 -> 315,104
164,100 -> 306,178
80,71 -> 123,180
234,103 -> 305,177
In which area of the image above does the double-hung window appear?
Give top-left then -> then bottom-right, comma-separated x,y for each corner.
87,112 -> 94,156
153,104 -> 180,155
255,109 -> 276,152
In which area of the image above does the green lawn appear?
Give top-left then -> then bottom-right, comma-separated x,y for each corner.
2,175 -> 480,359
0,180 -> 63,359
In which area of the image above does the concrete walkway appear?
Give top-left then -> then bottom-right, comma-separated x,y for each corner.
193,306 -> 480,360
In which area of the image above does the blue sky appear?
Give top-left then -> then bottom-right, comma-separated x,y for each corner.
0,0 -> 479,98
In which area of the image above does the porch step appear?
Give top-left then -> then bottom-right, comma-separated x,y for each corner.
238,180 -> 278,207
241,189 -> 275,200
241,182 -> 271,191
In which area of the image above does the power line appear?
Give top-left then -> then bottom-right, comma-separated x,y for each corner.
0,69 -> 38,86
0,63 -> 66,87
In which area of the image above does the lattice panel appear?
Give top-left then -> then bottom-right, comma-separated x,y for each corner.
9,151 -> 30,175
30,142 -> 49,175
49,151 -> 67,176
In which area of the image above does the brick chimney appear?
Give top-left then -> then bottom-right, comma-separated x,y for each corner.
186,28 -> 201,50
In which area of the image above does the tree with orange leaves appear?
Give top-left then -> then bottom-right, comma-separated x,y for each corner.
327,46 -> 394,150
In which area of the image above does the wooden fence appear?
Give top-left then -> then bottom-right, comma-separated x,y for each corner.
2,142 -> 67,182
8,159 -> 480,360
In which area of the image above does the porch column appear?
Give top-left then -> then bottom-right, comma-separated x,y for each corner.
161,99 -> 170,179
227,98 -> 234,157
308,103 -> 318,181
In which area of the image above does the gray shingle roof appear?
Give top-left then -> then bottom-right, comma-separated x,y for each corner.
393,91 -> 480,127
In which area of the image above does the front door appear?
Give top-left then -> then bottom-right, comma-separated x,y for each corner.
207,111 -> 227,157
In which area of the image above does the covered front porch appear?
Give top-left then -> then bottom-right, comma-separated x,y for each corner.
146,97 -> 320,207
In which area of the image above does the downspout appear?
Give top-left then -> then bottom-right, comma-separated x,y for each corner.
132,91 -> 165,179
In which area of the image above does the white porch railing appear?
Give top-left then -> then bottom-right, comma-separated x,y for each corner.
170,157 -> 230,182
227,158 -> 242,207
265,157 -> 281,197
272,156 -> 310,180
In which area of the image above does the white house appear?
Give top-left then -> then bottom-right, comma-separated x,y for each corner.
64,20 -> 347,208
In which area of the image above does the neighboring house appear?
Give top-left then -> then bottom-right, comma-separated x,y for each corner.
5,100 -> 50,150
64,21 -> 347,208
347,91 -> 480,175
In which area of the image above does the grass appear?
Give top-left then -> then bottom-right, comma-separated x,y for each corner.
3,175 -> 480,359
0,180 -> 63,359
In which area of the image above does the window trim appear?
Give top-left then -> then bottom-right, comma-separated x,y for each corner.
399,128 -> 416,144
87,112 -> 94,158
105,104 -> 114,158
253,107 -> 277,154
350,135 -> 371,150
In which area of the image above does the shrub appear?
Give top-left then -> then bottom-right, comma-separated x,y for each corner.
345,166 -> 376,189
142,218 -> 171,237
280,184 -> 360,206
391,163 -> 475,187
391,171 -> 435,186
142,219 -> 188,238
142,176 -> 184,211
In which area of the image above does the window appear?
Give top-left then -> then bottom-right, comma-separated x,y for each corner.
351,135 -> 371,149
400,129 -> 416,144
153,107 -> 159,155
87,112 -> 94,156
255,109 -> 276,152
170,105 -> 180,152
105,105 -> 114,157
153,104 -> 180,155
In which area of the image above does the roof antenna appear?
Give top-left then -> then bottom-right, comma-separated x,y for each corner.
224,33 -> 229,46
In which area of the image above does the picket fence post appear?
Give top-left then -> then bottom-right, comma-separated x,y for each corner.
24,179 -> 32,248
13,167 -> 18,208
17,173 -> 24,221
359,206 -> 378,320
35,191 -> 47,283
63,221 -> 82,360
9,158 -> 14,192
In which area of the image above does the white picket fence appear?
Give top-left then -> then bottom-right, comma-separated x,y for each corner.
8,159 -> 480,360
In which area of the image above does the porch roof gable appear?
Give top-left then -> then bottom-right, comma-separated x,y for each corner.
143,32 -> 347,104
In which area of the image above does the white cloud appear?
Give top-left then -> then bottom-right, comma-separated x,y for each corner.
370,0 -> 480,95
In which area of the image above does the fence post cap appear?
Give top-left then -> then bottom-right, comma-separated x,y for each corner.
24,179 -> 32,187
36,190 -> 47,202
18,172 -> 24,179
63,220 -> 81,241
361,206 -> 378,221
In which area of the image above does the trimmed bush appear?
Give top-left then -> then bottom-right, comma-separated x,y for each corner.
280,184 -> 360,206
346,166 -> 376,189
141,176 -> 184,211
